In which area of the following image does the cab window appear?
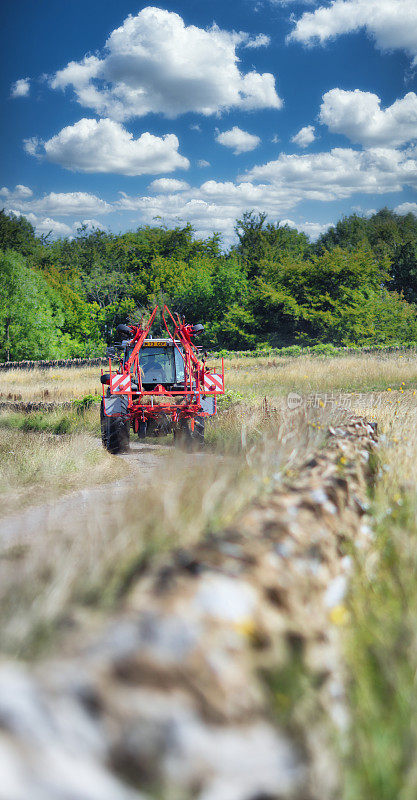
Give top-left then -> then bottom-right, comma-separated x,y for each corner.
139,346 -> 175,383
174,347 -> 185,383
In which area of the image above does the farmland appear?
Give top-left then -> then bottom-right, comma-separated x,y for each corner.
0,350 -> 416,797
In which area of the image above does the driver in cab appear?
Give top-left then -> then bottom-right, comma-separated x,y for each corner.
142,353 -> 166,383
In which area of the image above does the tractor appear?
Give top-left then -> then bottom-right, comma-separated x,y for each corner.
100,305 -> 225,454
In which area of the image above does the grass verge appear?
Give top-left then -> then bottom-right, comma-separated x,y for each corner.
342,393 -> 417,799
0,427 -> 125,516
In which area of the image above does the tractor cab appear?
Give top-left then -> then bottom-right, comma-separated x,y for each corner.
124,339 -> 185,390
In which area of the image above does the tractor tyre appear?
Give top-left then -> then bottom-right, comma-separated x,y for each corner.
193,417 -> 205,444
174,419 -> 191,449
138,420 -> 147,439
174,417 -> 205,450
102,396 -> 130,454
100,400 -> 108,448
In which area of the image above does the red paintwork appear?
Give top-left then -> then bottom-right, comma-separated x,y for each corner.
102,305 -> 224,430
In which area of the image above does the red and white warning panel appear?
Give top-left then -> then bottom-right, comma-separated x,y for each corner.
110,373 -> 132,394
203,373 -> 224,393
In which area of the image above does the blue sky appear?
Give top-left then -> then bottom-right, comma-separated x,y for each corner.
2,0 -> 417,246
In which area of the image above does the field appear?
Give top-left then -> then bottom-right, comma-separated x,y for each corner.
1,351 -> 417,798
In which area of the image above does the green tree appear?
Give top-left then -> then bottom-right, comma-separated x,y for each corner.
0,250 -> 78,361
250,246 -> 416,346
234,211 -> 310,277
0,210 -> 37,258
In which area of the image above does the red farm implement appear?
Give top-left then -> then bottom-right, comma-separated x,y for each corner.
100,305 -> 225,453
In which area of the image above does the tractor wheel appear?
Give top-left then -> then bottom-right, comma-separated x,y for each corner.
174,417 -> 205,450
137,420 -> 147,439
193,417 -> 205,444
101,396 -> 130,454
100,400 -> 108,447
106,415 -> 130,454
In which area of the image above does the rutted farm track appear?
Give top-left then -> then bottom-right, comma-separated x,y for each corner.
0,417 -> 377,800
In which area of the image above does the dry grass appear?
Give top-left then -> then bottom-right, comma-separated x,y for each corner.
0,366 -> 101,402
3,351 -> 417,404
338,389 -> 417,799
226,352 -> 417,401
0,428 -> 125,516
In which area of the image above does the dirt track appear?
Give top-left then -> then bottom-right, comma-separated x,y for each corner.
0,440 -> 168,549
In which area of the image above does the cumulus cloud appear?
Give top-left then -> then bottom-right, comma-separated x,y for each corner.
395,202 -> 417,216
288,0 -> 417,65
5,137 -> 417,246
216,126 -> 261,154
35,218 -> 74,237
11,78 -> 30,98
49,7 -> 281,120
24,118 -> 189,176
148,178 -> 190,192
115,181 -> 333,242
0,184 -> 33,199
320,89 -> 417,147
243,146 -> 417,202
2,187 -> 112,217
291,125 -> 316,148
280,218 -> 332,239
197,159 -> 210,168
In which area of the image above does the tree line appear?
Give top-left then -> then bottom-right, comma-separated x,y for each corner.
1,206 -> 417,360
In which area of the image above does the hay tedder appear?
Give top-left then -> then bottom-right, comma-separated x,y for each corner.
100,305 -> 225,453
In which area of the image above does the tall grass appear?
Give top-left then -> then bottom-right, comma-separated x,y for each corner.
0,427 -> 125,515
342,391 -> 417,799
3,352 -> 417,403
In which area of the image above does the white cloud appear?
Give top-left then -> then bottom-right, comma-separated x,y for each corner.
24,118 -> 189,176
35,218 -> 74,237
11,78 -> 30,98
49,7 -> 281,120
32,192 -> 112,216
288,0 -> 417,65
291,125 -> 316,148
115,180 -> 293,238
4,144 -> 417,247
280,218 -> 332,239
3,187 -> 112,217
320,89 -> 417,147
8,209 -> 108,239
271,134 -> 280,143
74,219 -> 108,233
243,146 -> 417,202
190,123 -> 201,132
148,178 -> 190,192
114,180 -> 334,243
0,184 -> 33,199
216,126 -> 261,154
197,159 -> 210,168
395,202 -> 417,216
243,33 -> 271,48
